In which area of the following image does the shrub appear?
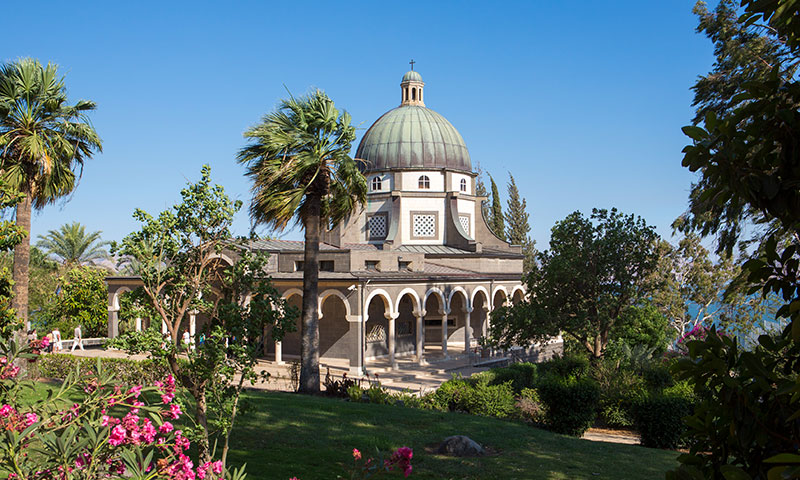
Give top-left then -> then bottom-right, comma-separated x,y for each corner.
483,362 -> 538,393
537,375 -> 600,436
36,354 -> 169,386
595,365 -> 647,428
642,364 -> 674,392
366,383 -> 392,405
347,384 -> 365,403
538,355 -> 590,379
432,376 -> 472,411
632,393 -> 693,449
517,387 -> 546,425
461,379 -> 517,418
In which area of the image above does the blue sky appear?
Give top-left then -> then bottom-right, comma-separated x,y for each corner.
4,1 -> 713,251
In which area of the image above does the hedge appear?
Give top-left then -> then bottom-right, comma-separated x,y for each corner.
632,393 -> 693,449
36,354 -> 170,386
537,375 -> 600,436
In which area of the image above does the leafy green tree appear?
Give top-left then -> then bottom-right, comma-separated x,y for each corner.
36,222 -> 110,266
43,266 -> 107,337
112,165 -> 295,463
474,163 -> 491,223
0,58 -> 102,325
504,173 -> 536,274
237,89 -> 366,394
490,208 -> 659,359
668,2 -> 800,477
489,175 -> 505,240
609,303 -> 672,354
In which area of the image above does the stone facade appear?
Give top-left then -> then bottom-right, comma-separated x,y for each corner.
106,69 -> 560,373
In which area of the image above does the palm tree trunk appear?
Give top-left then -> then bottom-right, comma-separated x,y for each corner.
299,194 -> 321,394
12,190 -> 31,326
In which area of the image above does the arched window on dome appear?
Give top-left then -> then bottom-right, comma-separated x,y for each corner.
418,175 -> 430,189
460,178 -> 467,192
371,176 -> 382,192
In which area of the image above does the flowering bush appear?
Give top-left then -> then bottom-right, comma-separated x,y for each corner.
0,336 -> 245,480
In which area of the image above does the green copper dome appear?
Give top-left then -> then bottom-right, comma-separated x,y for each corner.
356,106 -> 472,173
402,70 -> 423,83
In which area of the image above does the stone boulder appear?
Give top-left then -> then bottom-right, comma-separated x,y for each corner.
437,435 -> 485,457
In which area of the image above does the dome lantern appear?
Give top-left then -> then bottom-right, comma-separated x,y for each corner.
401,60 -> 424,107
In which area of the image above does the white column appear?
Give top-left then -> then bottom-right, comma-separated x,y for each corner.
107,308 -> 119,339
189,313 -> 196,338
386,312 -> 398,369
347,315 -> 363,376
441,309 -> 449,358
161,320 -> 168,334
275,340 -> 283,364
414,309 -> 425,364
464,308 -> 473,355
135,317 -> 142,332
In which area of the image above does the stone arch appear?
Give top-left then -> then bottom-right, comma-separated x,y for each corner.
471,287 -> 490,340
364,289 -> 393,360
280,289 -> 303,357
208,252 -> 235,267
109,286 -> 132,311
511,285 -> 525,304
423,287 -> 446,314
394,288 -> 422,314
470,286 -> 489,307
319,291 -> 350,359
447,286 -> 471,312
447,287 -> 471,346
492,285 -> 509,309
364,288 -> 394,317
319,289 -> 352,317
282,288 -> 303,300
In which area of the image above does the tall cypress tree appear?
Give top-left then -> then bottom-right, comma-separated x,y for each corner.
505,173 -> 536,274
476,176 -> 490,224
489,176 -> 505,240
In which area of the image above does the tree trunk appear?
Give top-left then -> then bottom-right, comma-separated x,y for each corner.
12,191 -> 31,327
298,194 -> 321,394
195,388 -> 211,464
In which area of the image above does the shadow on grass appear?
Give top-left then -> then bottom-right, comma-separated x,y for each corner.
225,392 -> 678,480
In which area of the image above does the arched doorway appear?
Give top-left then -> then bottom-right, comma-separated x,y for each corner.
423,289 -> 447,357
319,292 -> 350,360
448,289 -> 471,354
364,292 -> 391,361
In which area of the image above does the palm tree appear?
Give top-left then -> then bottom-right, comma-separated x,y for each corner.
0,59 -> 102,324
37,222 -> 110,267
237,89 -> 366,393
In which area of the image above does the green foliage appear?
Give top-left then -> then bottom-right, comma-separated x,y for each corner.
488,175 -> 505,240
537,375 -> 600,436
431,375 -> 517,419
516,387 -> 546,425
40,266 -> 107,337
669,330 -> 800,478
491,208 -> 659,359
35,353 -> 170,386
611,303 -> 672,354
632,393 -> 693,450
504,173 -> 536,274
537,355 -> 590,379
593,360 -> 647,428
36,222 -> 110,266
486,362 -> 538,393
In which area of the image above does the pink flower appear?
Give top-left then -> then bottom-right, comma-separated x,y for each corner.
353,448 -> 361,460
128,385 -> 143,398
23,413 -> 38,427
211,461 -> 223,474
159,421 -> 174,433
108,425 -> 126,446
40,337 -> 50,348
167,403 -> 182,419
0,404 -> 15,417
161,393 -> 175,404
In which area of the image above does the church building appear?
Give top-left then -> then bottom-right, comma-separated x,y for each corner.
107,68 -> 532,375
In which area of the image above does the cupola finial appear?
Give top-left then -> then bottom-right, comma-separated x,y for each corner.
400,66 -> 425,107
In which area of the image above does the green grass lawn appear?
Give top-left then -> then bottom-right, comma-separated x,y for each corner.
226,391 -> 679,480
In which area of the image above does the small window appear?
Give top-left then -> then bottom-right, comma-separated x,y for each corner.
320,260 -> 334,272
460,178 -> 467,192
367,214 -> 387,240
365,260 -> 379,271
412,88 -> 416,100
294,261 -> 304,272
399,261 -> 411,272
371,176 -> 382,191
418,175 -> 430,189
